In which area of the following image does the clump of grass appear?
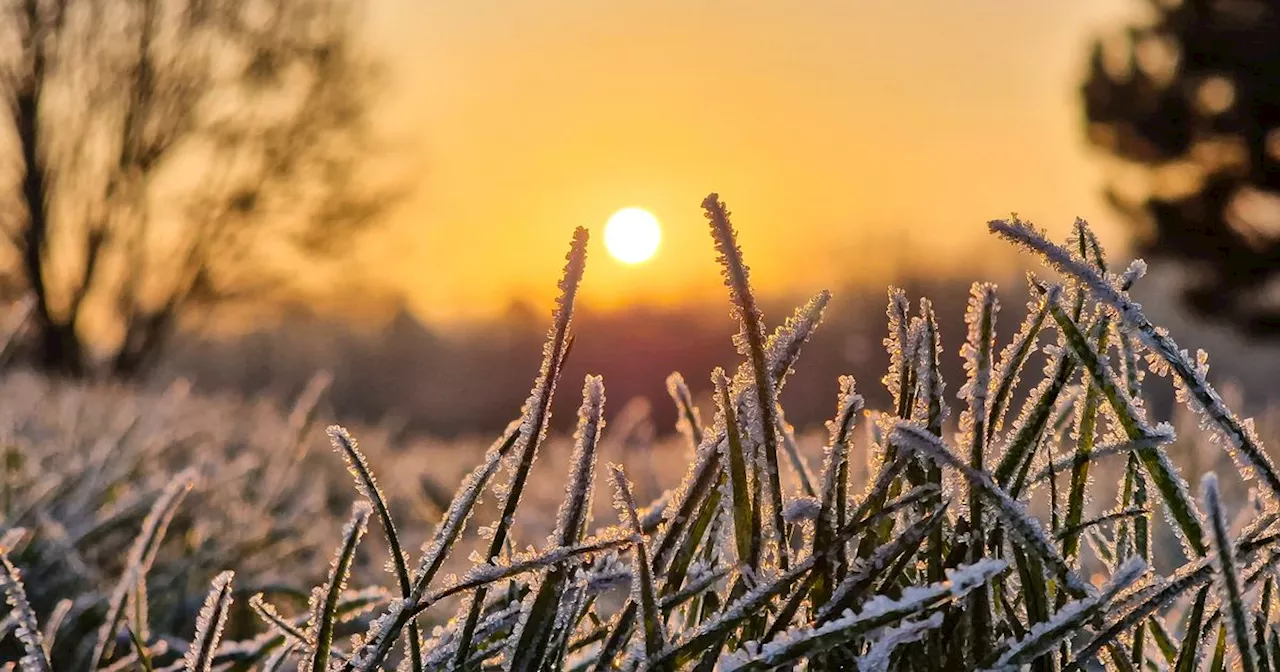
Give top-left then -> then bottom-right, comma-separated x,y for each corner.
5,196 -> 1280,670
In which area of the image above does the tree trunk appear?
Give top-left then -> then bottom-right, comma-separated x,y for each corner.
15,70 -> 87,377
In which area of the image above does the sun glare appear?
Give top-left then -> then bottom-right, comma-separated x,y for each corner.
604,207 -> 662,265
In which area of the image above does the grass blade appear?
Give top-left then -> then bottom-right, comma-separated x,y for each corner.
308,503 -> 371,672
452,227 -> 587,668
91,469 -> 196,669
716,368 -> 756,570
184,571 -> 235,672
326,425 -> 422,672
721,561 -> 1006,671
1173,585 -> 1211,672
508,376 -> 606,672
960,282 -> 998,664
0,551 -> 50,672
810,375 -> 864,610
890,421 -> 1089,598
703,193 -> 789,570
991,216 -> 1280,504
1203,472 -> 1257,672
1044,286 -> 1207,557
610,464 -> 666,665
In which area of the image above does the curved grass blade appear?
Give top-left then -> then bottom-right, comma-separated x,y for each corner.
0,552 -> 50,672
991,216 -> 1280,504
250,593 -> 312,649
1044,287 -> 1207,557
720,560 -> 1005,671
308,503 -> 371,672
326,425 -> 422,672
91,469 -> 196,669
185,571 -> 235,672
667,372 -> 704,448
890,421 -> 1089,598
981,557 -> 1146,671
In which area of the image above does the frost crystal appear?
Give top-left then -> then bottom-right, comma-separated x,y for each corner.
782,496 -> 821,523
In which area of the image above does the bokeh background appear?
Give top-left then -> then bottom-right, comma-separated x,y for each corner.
3,0 -> 1279,439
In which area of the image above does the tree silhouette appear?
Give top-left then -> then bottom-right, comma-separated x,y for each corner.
1082,0 -> 1280,336
0,0 -> 393,378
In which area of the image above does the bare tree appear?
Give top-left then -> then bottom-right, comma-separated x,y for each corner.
0,0 -> 392,377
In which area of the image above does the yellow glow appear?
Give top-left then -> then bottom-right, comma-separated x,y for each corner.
604,208 -> 662,265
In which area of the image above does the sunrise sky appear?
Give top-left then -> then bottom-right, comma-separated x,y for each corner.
361,1 -> 1145,324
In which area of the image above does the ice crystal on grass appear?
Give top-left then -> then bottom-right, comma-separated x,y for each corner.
0,552 -> 50,672
184,571 -> 235,672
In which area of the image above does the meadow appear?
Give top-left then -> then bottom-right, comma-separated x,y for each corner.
4,193 -> 1280,670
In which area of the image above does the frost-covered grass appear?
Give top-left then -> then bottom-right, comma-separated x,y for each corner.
4,196 -> 1280,669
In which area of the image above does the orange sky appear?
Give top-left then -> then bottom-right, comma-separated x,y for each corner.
359,1 -> 1144,323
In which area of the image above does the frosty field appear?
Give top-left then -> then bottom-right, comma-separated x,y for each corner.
4,194 -> 1280,670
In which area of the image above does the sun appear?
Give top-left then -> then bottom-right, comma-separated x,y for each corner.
604,207 -> 662,265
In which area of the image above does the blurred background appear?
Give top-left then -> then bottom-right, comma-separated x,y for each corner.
3,0 -> 1279,438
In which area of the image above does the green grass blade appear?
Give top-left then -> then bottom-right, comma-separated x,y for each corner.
1257,577 -> 1274,672
716,368 -> 756,570
1203,472 -> 1257,672
1210,623 -> 1229,672
1173,586 -> 1211,672
891,421 -> 1089,598
308,504 -> 370,672
987,284 -> 1051,442
703,193 -> 790,570
452,227 -> 587,669
960,282 -> 998,664
667,372 -> 704,448
883,287 -> 914,419
991,216 -> 1280,504
1044,287 -> 1207,557
508,376 -> 606,672
1063,315 -> 1110,561
811,375 -> 864,610
610,464 -> 666,665
124,625 -> 154,672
